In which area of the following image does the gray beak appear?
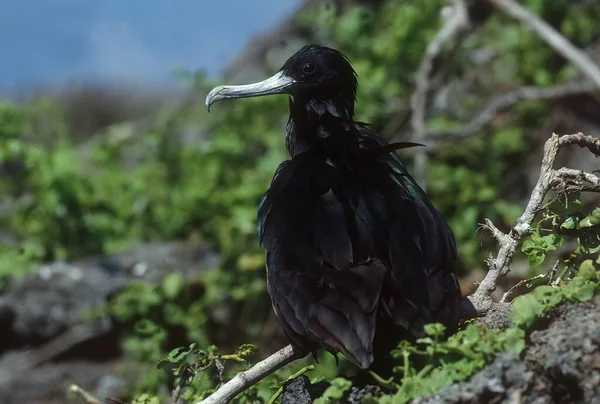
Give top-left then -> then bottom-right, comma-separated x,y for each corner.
205,71 -> 295,111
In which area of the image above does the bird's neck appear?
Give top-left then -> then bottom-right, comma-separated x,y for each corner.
285,96 -> 355,157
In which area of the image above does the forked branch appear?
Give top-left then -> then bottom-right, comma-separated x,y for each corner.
466,132 -> 600,315
410,0 -> 470,189
488,0 -> 600,89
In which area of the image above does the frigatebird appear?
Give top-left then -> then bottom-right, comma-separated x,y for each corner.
206,44 -> 462,370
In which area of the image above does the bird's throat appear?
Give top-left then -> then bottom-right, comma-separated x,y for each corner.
285,96 -> 354,157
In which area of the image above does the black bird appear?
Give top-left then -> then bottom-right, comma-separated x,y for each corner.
205,45 -> 462,370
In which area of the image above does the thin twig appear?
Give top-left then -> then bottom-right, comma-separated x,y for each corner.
69,384 -> 102,404
410,0 -> 469,190
0,323 -> 101,382
196,345 -> 306,404
424,81 -> 596,144
488,0 -> 600,89
551,167 -> 600,192
466,132 -> 600,315
500,272 -> 549,303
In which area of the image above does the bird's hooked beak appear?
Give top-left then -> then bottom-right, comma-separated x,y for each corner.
205,71 -> 296,111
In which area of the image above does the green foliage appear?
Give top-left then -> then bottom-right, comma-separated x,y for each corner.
156,342 -> 259,401
524,192 -> 600,272
361,323 -> 523,403
511,260 -> 599,328
131,394 -> 160,404
105,274 -> 212,395
522,233 -> 564,267
314,378 -> 353,404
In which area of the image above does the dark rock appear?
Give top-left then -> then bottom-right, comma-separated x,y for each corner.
346,385 -> 382,403
0,359 -> 123,404
473,302 -> 513,331
525,298 -> 600,404
412,296 -> 600,404
0,240 -> 219,404
412,354 -> 547,404
282,375 -> 328,404
0,240 -> 219,347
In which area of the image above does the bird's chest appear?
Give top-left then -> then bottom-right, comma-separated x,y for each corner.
260,156 -> 379,271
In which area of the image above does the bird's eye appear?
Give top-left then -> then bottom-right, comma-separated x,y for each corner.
302,63 -> 316,75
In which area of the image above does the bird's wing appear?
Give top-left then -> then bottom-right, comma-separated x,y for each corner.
353,125 -> 462,336
258,152 -> 386,369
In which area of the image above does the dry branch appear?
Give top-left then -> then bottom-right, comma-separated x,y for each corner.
466,132 -> 600,315
196,345 -> 305,404
488,0 -> 600,89
552,167 -> 600,192
410,0 -> 470,189
69,384 -> 102,404
425,81 -> 596,144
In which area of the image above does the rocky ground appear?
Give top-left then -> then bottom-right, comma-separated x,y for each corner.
413,297 -> 600,403
280,297 -> 600,403
0,241 -> 219,404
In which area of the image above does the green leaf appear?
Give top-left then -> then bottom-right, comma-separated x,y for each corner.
577,260 -> 597,281
531,285 -> 557,302
167,343 -> 196,363
548,291 -> 565,307
161,273 -> 184,300
463,325 -> 481,345
573,282 -> 596,302
528,250 -> 546,267
135,319 -> 162,336
541,234 -> 564,250
579,215 -> 600,228
423,323 -> 446,337
561,216 -> 576,230
416,337 -> 434,345
131,394 -> 160,404
521,240 -> 536,253
510,294 -> 545,328
235,344 -> 258,358
314,378 -> 352,403
501,328 -> 525,355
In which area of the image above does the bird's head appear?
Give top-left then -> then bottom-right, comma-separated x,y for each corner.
206,44 -> 357,115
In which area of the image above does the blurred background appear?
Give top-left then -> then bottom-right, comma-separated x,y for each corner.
0,0 -> 599,403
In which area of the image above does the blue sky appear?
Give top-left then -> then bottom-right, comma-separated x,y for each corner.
0,0 -> 301,91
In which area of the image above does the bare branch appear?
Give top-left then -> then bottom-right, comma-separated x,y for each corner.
488,0 -> 600,89
557,131 -> 600,155
196,345 -> 306,404
481,218 -> 507,243
552,167 -> 600,192
68,384 -> 102,404
425,81 -> 596,144
0,323 -> 100,384
500,272 -> 550,303
410,0 -> 469,190
466,132 -> 600,315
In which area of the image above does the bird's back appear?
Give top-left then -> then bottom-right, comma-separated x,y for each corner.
258,122 -> 461,369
